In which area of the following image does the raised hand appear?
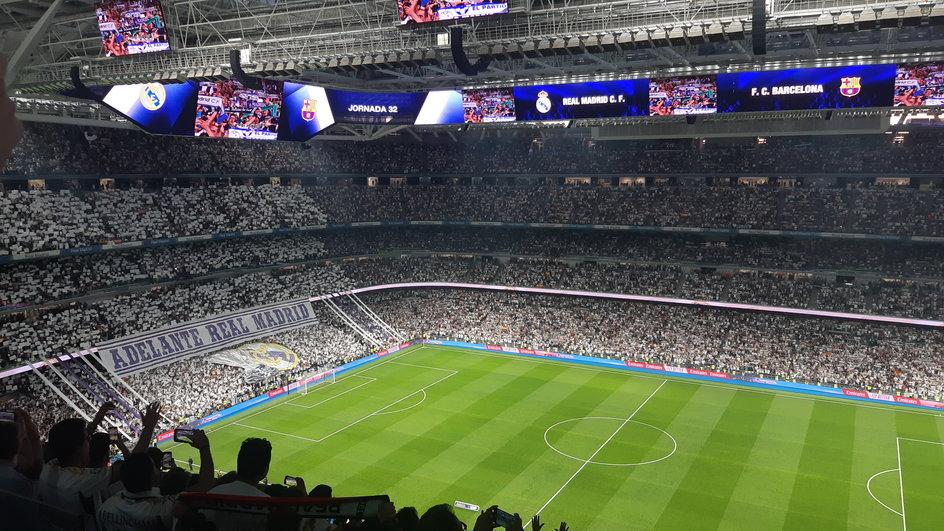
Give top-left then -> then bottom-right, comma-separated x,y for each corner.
530,515 -> 544,531
141,401 -> 161,429
556,523 -> 569,531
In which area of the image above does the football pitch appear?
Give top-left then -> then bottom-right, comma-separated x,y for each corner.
164,345 -> 944,530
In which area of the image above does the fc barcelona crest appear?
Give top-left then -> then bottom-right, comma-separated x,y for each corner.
301,99 -> 317,121
840,77 -> 861,97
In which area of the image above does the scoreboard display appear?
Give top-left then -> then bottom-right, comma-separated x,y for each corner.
514,80 -> 648,121
718,64 -> 896,112
88,61 -> 944,139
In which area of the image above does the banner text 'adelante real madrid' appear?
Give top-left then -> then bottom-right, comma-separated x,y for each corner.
97,298 -> 318,377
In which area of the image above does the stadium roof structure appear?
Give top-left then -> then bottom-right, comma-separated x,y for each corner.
4,0 -> 944,137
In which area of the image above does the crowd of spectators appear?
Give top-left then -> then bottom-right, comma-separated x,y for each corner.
8,122 -> 944,177
363,289 -> 944,400
0,263 -> 353,370
0,182 -> 943,256
3,254 -> 944,373
5,226 -> 944,309
0,184 -> 326,255
4,305 -> 371,438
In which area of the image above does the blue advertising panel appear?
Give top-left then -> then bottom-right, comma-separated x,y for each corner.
895,62 -> 944,107
280,82 -> 336,141
717,64 -> 896,112
101,81 -> 199,135
326,90 -> 428,125
513,80 -> 649,120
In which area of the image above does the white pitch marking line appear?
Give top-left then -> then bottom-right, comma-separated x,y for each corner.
375,390 -> 427,416
894,436 -> 944,530
234,367 -> 457,443
285,377 -> 376,409
524,379 -> 668,528
387,360 -> 457,373
866,469 -> 903,517
312,369 -> 457,442
897,438 -> 907,531
161,348 -> 418,451
233,422 -> 319,442
444,346 -> 944,419
897,437 -> 944,446
542,417 -> 677,467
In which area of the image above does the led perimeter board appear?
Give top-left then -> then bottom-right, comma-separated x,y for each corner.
396,0 -> 508,24
514,80 -> 649,121
96,0 -> 170,57
717,64 -> 896,112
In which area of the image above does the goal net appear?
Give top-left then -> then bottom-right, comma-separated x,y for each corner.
298,369 -> 336,395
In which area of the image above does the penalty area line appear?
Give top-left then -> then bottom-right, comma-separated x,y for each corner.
524,379 -> 668,528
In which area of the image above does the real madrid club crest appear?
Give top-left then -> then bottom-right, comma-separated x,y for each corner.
839,77 -> 862,98
301,99 -> 317,122
139,83 -> 166,111
242,343 -> 299,370
536,90 -> 552,114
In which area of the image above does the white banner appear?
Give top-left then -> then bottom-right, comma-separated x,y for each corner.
97,299 -> 317,377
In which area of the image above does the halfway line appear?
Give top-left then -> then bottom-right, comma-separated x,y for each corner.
525,379 -> 668,527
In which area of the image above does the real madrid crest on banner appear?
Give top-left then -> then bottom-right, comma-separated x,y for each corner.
839,77 -> 862,97
536,90 -> 552,114
139,83 -> 166,111
301,99 -> 317,122
243,343 -> 299,370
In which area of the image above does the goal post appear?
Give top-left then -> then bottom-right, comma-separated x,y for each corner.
298,369 -> 336,395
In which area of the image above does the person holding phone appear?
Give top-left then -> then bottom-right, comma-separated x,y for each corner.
97,429 -> 214,531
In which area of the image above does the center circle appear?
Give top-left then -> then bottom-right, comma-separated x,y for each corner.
543,416 -> 677,467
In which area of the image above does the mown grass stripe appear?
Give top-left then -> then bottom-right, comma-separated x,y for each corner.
782,401 -> 857,530
717,395 -> 815,530
651,390 -> 775,530
580,381 -> 705,530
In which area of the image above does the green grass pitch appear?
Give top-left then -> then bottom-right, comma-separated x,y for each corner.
163,345 -> 944,530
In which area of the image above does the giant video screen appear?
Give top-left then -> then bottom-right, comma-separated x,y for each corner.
397,0 -> 508,24
895,62 -> 944,107
649,76 -> 718,116
514,80 -> 649,121
463,88 -> 515,123
96,0 -> 170,57
325,90 -> 430,125
718,64 -> 896,112
101,81 -> 199,135
280,83 -> 335,141
195,80 -> 283,140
